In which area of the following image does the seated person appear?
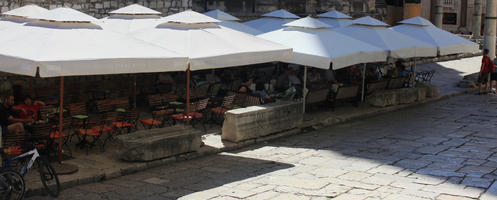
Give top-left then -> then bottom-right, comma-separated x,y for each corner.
15,95 -> 45,121
1,95 -> 32,136
366,67 -> 379,82
308,68 -> 322,84
325,69 -> 341,93
253,82 -> 272,103
238,78 -> 253,93
396,61 -> 409,77
276,72 -> 290,92
347,65 -> 362,84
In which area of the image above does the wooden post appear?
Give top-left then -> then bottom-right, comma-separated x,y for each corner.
133,74 -> 137,108
361,63 -> 366,102
186,64 -> 191,124
302,66 -> 307,114
58,76 -> 64,164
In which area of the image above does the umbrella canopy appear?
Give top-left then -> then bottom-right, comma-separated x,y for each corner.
0,7 -> 187,77
132,10 -> 292,71
335,16 -> 437,59
258,17 -> 388,70
244,9 -> 300,34
100,4 -> 162,34
0,5 -> 47,30
316,10 -> 353,28
391,17 -> 480,56
204,9 -> 262,35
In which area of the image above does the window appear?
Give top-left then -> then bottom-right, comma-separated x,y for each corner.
443,13 -> 457,25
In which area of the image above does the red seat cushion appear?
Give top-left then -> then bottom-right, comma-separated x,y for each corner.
112,122 -> 135,128
78,128 -> 101,136
92,125 -> 113,132
140,119 -> 162,126
172,114 -> 193,120
50,131 -> 67,139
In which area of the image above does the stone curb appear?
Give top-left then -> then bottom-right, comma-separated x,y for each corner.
25,87 -> 478,198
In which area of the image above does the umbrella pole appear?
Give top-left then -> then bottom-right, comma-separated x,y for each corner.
58,76 -> 64,164
133,74 -> 137,108
303,66 -> 308,114
186,64 -> 191,125
361,63 -> 366,102
411,59 -> 417,87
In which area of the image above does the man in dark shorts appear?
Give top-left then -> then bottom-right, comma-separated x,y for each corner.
479,49 -> 494,94
0,95 -> 32,136
491,55 -> 497,94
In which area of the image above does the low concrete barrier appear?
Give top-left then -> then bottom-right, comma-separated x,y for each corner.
368,86 -> 435,107
222,101 -> 303,142
115,126 -> 201,162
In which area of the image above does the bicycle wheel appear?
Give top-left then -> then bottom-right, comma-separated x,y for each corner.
0,170 -> 25,200
37,159 -> 60,197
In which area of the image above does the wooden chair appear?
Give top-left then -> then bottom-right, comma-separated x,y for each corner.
244,94 -> 261,107
112,109 -> 140,134
147,94 -> 167,110
140,109 -> 174,129
211,95 -> 235,125
95,99 -> 115,113
66,102 -> 89,129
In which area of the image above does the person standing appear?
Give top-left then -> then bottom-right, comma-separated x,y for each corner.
478,49 -> 494,94
491,55 -> 497,94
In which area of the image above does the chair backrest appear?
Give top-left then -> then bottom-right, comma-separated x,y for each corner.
124,109 -> 140,122
336,85 -> 360,100
30,123 -> 52,139
39,105 -> 56,121
194,84 -> 210,99
221,95 -> 236,108
161,93 -> 178,103
153,109 -> 174,118
96,99 -> 115,113
66,102 -> 87,116
147,94 -> 163,108
115,97 -> 129,109
196,98 -> 209,111
103,112 -> 119,123
306,89 -> 329,104
244,95 -> 261,107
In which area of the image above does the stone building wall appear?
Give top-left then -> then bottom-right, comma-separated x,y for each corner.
0,0 -> 192,18
1,0 -> 385,20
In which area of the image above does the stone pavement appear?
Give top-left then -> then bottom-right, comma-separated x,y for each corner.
26,92 -> 497,199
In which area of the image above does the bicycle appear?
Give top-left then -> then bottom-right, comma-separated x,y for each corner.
2,138 -> 60,198
0,169 -> 25,200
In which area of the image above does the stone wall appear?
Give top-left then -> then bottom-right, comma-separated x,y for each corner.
0,0 -> 192,18
193,0 -> 387,21
1,0 -> 386,20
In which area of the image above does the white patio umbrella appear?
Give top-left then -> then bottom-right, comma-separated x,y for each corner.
316,10 -> 353,28
336,16 -> 438,101
391,17 -> 480,56
132,10 -> 292,114
258,17 -> 388,112
243,9 -> 300,34
0,7 -> 188,162
0,4 -> 47,30
204,9 -> 262,35
100,4 -> 163,34
335,16 -> 437,59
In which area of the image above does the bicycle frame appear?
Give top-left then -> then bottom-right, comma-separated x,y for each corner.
3,148 -> 40,177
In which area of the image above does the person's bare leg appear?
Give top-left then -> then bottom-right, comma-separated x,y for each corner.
7,123 -> 24,135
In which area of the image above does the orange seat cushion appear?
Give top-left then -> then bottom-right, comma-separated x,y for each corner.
140,119 -> 162,126
50,131 -> 67,139
78,128 -> 101,136
112,122 -> 135,128
92,125 -> 113,132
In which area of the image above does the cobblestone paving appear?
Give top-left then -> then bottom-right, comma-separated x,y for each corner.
29,94 -> 497,199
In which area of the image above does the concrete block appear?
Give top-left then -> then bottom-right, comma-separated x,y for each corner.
222,101 -> 303,142
116,126 -> 201,161
367,90 -> 399,107
398,88 -> 418,104
416,82 -> 441,98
